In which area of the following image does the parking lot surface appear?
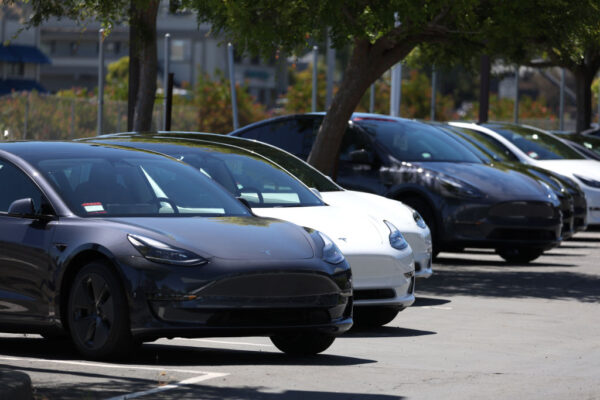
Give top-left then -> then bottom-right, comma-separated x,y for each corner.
1,231 -> 599,400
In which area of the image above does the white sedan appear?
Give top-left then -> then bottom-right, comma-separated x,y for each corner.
450,122 -> 600,225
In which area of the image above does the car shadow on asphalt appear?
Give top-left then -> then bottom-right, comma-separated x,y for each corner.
417,268 -> 600,303
22,370 -> 406,400
434,255 -> 577,268
343,326 -> 436,339
0,336 -> 375,368
412,297 -> 451,307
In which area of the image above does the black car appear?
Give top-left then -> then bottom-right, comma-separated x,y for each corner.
231,113 -> 564,263
0,142 -> 352,359
434,123 -> 587,238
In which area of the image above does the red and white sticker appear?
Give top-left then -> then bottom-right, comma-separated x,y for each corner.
82,202 -> 106,214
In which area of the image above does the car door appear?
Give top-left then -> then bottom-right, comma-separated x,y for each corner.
335,127 -> 388,195
0,159 -> 56,322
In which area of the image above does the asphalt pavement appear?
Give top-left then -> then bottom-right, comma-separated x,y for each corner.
1,230 -> 599,400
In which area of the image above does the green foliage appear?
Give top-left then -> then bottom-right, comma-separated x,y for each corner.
190,71 -> 269,133
463,94 -> 557,123
283,67 -> 456,120
105,56 -> 130,101
189,0 -> 487,60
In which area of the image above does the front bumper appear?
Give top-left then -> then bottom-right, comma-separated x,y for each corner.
345,251 -> 415,309
123,257 -> 353,340
581,186 -> 600,225
442,200 -> 563,250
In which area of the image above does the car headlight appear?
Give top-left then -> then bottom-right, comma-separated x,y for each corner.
384,220 -> 409,251
317,231 -> 345,264
435,174 -> 483,199
539,181 -> 559,202
412,211 -> 428,229
128,234 -> 207,266
574,174 -> 600,189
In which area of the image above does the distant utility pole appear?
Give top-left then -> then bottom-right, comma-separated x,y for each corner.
97,28 -> 105,136
162,33 -> 170,131
478,55 -> 491,124
514,66 -> 520,124
312,45 -> 318,112
559,68 -> 566,131
228,43 -> 239,130
325,30 -> 335,109
390,13 -> 402,117
430,66 -> 437,121
370,84 -> 375,113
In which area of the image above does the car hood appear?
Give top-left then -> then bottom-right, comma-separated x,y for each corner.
250,205 -> 389,253
103,216 -> 314,260
320,190 -> 423,233
408,162 -> 553,201
536,159 -> 600,180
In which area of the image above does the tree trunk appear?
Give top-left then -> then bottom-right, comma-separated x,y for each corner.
127,0 -> 140,132
573,66 -> 594,133
307,37 -> 418,175
131,0 -> 159,132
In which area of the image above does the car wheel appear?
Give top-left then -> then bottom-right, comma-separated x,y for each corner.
270,332 -> 335,355
68,261 -> 135,360
496,247 -> 544,264
353,306 -> 401,328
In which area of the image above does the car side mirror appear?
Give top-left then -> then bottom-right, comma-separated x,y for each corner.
7,198 -> 35,217
348,149 -> 372,164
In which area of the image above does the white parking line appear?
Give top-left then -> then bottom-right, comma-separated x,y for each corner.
105,372 -> 229,400
0,355 -> 221,375
187,338 -> 273,347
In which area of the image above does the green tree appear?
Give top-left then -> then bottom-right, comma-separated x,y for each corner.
189,0 -> 541,174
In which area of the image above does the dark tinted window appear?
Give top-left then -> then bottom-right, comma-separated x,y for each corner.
484,124 -> 585,160
447,126 -> 519,162
94,140 -> 325,208
35,155 -> 249,217
357,119 -> 483,163
237,118 -> 315,158
0,160 -> 47,214
339,128 -> 376,161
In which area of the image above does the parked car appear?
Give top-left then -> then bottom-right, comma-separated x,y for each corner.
433,122 -> 587,237
0,141 -> 353,359
450,122 -> 600,226
120,131 -> 434,280
231,113 -> 564,263
88,134 -> 417,327
551,132 -> 600,161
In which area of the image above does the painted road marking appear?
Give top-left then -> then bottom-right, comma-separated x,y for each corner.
187,338 -> 273,347
105,372 -> 229,400
0,355 -> 223,375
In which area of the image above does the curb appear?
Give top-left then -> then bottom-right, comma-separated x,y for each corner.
0,369 -> 33,400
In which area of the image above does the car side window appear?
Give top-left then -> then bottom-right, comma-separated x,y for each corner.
241,119 -> 315,158
339,128 -> 376,163
0,160 -> 47,214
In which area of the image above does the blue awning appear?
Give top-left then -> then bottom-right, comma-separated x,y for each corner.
0,79 -> 48,96
0,45 -> 51,64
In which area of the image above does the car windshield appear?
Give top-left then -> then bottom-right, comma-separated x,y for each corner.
357,119 -> 483,163
96,139 -> 325,208
34,151 -> 250,217
446,126 -> 519,162
484,124 -> 585,160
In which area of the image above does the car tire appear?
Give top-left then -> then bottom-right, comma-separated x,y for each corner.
353,306 -> 401,328
67,261 -> 136,360
270,332 -> 336,355
496,247 -> 544,264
